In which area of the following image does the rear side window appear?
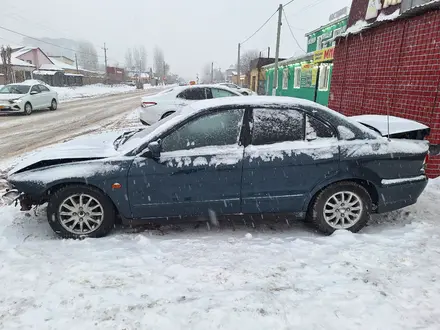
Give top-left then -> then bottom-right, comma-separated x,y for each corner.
177,88 -> 207,100
306,115 -> 335,140
252,109 -> 304,145
211,88 -> 237,98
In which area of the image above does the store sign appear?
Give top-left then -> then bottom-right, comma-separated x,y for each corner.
329,7 -> 349,21
365,0 -> 402,19
314,47 -> 335,63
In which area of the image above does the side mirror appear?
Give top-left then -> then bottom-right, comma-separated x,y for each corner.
147,140 -> 162,158
30,91 -> 38,95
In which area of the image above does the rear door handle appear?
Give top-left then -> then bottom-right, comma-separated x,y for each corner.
171,167 -> 206,175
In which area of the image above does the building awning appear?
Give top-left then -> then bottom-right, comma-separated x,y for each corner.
33,70 -> 59,76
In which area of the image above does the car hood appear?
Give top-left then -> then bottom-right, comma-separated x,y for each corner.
351,115 -> 429,136
9,131 -> 124,175
0,94 -> 25,101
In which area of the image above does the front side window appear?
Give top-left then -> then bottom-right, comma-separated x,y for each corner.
30,85 -> 41,94
161,109 -> 244,152
177,88 -> 207,100
211,88 -> 237,98
39,85 -> 50,92
252,108 -> 304,145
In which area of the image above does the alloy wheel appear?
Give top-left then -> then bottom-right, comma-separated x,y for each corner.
58,194 -> 104,234
323,191 -> 363,229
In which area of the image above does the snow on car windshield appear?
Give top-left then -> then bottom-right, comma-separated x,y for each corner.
0,85 -> 30,94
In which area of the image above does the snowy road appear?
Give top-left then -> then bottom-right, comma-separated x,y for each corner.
0,89 -> 159,158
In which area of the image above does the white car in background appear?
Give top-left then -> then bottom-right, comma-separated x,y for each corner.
0,80 -> 58,115
139,84 -> 242,125
217,83 -> 254,96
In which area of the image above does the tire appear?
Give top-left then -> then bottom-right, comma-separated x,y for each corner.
24,102 -> 32,115
161,111 -> 175,120
47,185 -> 116,239
308,181 -> 372,235
50,99 -> 57,111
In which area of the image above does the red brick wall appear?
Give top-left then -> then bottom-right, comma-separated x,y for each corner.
329,9 -> 440,178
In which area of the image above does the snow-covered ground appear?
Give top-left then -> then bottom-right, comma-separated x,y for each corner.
52,83 -> 157,102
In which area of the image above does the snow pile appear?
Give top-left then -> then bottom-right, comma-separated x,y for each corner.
52,84 -> 136,102
377,8 -> 401,21
0,179 -> 440,328
344,20 -> 370,35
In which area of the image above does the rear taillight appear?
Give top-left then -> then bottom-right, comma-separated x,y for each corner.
423,154 -> 429,172
141,101 -> 157,108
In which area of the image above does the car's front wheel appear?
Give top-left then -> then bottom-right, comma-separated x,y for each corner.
47,185 -> 116,238
24,102 -> 32,115
308,181 -> 372,235
50,99 -> 57,111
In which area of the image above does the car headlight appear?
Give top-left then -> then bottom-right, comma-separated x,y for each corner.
12,99 -> 23,103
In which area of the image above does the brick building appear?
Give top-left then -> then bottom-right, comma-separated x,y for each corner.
329,0 -> 440,177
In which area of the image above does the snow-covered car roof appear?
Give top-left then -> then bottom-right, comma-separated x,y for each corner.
7,80 -> 48,87
120,96 -> 380,154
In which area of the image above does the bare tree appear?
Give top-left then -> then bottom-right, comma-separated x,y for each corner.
132,47 -> 140,71
239,49 -> 259,74
201,63 -> 211,83
125,48 -> 133,70
77,41 -> 98,71
154,47 -> 165,79
1,45 -> 12,84
139,46 -> 147,72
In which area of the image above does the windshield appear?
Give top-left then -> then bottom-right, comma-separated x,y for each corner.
0,85 -> 30,94
117,111 -> 179,150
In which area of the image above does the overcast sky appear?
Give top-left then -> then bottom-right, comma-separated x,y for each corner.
1,0 -> 351,80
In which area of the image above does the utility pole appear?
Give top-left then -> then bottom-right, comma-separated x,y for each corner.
211,62 -> 214,83
237,43 -> 241,86
74,53 -> 79,73
268,47 -> 271,58
102,43 -> 108,84
273,4 -> 283,96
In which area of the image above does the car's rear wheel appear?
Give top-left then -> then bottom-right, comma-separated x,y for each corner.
241,91 -> 249,96
24,102 -> 32,115
161,111 -> 175,120
50,99 -> 57,111
47,185 -> 116,239
308,181 -> 372,235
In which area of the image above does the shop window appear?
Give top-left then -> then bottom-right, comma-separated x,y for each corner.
316,35 -> 323,50
282,68 -> 288,90
318,65 -> 330,91
294,67 -> 301,89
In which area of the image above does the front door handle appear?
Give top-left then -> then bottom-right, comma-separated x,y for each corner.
171,167 -> 206,175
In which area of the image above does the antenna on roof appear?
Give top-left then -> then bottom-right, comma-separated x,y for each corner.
387,101 -> 391,141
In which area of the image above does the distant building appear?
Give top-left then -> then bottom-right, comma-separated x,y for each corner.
263,7 -> 348,105
249,57 -> 282,95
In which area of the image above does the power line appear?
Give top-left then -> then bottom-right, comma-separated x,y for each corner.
283,9 -> 306,53
240,9 -> 278,45
283,0 -> 296,7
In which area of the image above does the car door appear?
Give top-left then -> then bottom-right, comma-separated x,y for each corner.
211,88 -> 240,98
38,84 -> 52,108
127,107 -> 246,219
175,87 -> 210,108
29,85 -> 42,109
241,107 -> 340,214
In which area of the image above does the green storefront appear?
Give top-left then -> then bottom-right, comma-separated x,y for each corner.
264,15 -> 347,106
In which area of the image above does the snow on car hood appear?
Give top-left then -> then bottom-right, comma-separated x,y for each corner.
9,131 -> 123,175
0,94 -> 25,101
351,115 -> 429,136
